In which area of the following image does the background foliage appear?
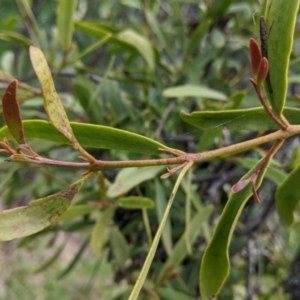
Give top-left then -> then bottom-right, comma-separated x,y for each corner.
0,0 -> 300,299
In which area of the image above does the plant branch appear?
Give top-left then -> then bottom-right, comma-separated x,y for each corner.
3,125 -> 300,170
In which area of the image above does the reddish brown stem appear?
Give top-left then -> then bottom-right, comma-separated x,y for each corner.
250,139 -> 284,203
250,79 -> 288,130
3,126 -> 298,171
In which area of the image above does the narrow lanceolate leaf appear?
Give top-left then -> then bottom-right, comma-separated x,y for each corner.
57,0 -> 77,51
207,0 -> 234,19
117,196 -> 155,210
185,19 -> 211,58
29,46 -> 95,161
163,85 -> 227,101
236,157 -> 286,185
249,38 -> 262,78
180,107 -> 300,131
155,180 -> 173,256
276,165 -> 300,226
90,207 -> 114,256
1,80 -> 25,144
0,120 -> 170,155
74,21 -> 113,39
117,29 -> 155,72
29,46 -> 76,143
263,0 -> 300,116
107,166 -> 164,198
157,205 -> 213,283
0,30 -> 32,47
200,157 -> 272,299
110,227 -> 130,269
0,173 -> 92,241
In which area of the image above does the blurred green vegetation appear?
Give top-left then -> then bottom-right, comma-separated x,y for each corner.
0,0 -> 300,299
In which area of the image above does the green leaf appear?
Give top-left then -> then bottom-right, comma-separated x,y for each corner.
236,157 -> 286,185
15,0 -> 45,48
0,30 -> 32,47
72,34 -> 111,62
117,196 -> 155,209
110,226 -> 130,269
74,21 -> 113,39
75,23 -> 154,71
1,80 -> 25,144
185,19 -> 212,58
58,205 -> 95,222
155,180 -> 173,256
145,9 -> 166,49
0,174 -> 91,241
107,166 -> 164,198
200,157 -> 272,299
157,287 -> 195,300
90,207 -> 114,256
211,29 -> 225,49
264,0 -> 300,116
157,205 -> 213,283
163,85 -> 227,101
117,29 -> 155,72
57,0 -> 77,51
0,120 -> 169,155
287,146 -> 300,170
207,0 -> 234,19
99,78 -> 128,120
276,165 -> 300,226
181,107 -> 300,131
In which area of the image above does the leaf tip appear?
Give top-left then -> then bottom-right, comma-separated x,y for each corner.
249,38 -> 262,78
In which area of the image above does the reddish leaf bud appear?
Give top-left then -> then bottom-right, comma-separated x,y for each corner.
231,180 -> 249,193
256,57 -> 269,87
1,80 -> 26,144
249,38 -> 262,78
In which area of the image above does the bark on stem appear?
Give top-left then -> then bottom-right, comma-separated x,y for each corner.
6,125 -> 300,170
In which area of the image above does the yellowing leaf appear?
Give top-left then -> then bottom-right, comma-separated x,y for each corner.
29,46 -> 76,143
0,174 -> 92,241
29,46 -> 95,162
